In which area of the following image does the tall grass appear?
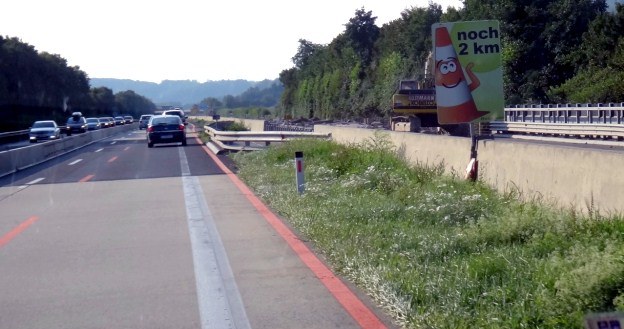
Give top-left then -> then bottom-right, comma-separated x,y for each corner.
231,134 -> 624,329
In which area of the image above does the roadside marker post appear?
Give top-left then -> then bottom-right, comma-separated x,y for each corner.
295,151 -> 305,195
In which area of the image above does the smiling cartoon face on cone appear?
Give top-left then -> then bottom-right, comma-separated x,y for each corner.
435,57 -> 463,89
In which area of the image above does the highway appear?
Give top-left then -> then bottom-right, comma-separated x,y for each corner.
0,127 -> 394,329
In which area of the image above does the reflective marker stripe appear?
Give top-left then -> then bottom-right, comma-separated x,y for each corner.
79,175 -> 94,182
178,147 -> 251,329
0,216 -> 39,248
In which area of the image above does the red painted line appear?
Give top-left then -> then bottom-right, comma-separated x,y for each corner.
108,156 -> 118,163
0,216 -> 40,248
197,137 -> 387,329
79,174 -> 95,182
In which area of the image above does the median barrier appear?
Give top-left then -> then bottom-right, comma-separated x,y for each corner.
0,124 -> 136,178
211,119 -> 623,214
478,139 -> 624,215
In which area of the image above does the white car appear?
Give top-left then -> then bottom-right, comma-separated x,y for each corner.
29,120 -> 61,142
138,114 -> 153,129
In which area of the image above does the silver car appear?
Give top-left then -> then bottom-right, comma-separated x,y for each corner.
86,117 -> 102,130
138,114 -> 153,130
29,120 -> 61,142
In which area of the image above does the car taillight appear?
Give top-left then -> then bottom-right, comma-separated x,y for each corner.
179,124 -> 185,131
147,126 -> 153,132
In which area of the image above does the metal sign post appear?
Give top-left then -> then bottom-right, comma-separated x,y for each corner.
295,151 -> 305,194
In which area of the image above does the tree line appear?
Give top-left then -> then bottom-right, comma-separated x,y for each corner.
0,36 -> 155,131
198,80 -> 282,110
278,1 -> 624,121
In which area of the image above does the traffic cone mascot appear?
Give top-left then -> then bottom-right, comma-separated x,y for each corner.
434,26 -> 489,124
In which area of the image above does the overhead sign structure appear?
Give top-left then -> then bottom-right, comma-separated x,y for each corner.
432,20 -> 504,124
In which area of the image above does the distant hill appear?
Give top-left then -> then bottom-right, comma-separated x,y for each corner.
89,78 -> 273,107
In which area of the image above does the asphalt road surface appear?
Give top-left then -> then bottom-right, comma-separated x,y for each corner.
0,126 -> 395,329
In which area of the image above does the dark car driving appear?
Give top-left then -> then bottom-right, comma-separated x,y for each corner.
66,112 -> 87,135
146,115 -> 187,148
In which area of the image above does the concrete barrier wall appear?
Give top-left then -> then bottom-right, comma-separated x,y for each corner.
220,117 -> 265,132
316,125 -> 624,214
195,118 -> 624,214
314,125 -> 473,176
478,139 -> 624,214
0,124 -> 136,178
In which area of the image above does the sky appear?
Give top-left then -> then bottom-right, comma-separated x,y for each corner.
2,0 -> 464,83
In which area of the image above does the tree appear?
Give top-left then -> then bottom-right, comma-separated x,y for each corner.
114,90 -> 156,117
90,87 -> 115,115
292,39 -> 321,69
462,0 -> 608,102
200,97 -> 223,111
345,7 -> 380,66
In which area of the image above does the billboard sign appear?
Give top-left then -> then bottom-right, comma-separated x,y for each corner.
432,20 -> 504,124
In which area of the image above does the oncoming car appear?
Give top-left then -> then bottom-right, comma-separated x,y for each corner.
86,117 -> 102,130
66,112 -> 87,135
146,115 -> 187,148
29,120 -> 61,142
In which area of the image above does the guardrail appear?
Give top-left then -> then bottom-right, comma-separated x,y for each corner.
204,125 -> 331,153
0,126 -> 70,143
490,121 -> 624,139
0,124 -> 136,178
505,104 -> 624,124
0,129 -> 29,138
0,129 -> 30,145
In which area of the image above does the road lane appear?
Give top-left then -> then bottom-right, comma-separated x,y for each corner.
0,127 -> 395,328
0,178 -> 201,329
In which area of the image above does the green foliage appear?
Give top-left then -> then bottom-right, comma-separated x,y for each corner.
232,139 -> 624,328
225,120 -> 249,131
114,90 -> 156,117
345,8 -> 380,66
0,36 -> 89,110
280,1 -> 622,117
220,107 -> 273,119
0,36 -> 157,130
221,80 -> 283,109
548,67 -> 624,102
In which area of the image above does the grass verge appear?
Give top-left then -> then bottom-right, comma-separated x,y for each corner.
230,134 -> 624,329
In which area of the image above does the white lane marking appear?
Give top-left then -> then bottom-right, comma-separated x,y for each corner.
179,147 -> 191,177
68,159 -> 82,165
26,178 -> 45,185
178,147 -> 251,329
95,148 -> 104,152
110,141 -> 116,145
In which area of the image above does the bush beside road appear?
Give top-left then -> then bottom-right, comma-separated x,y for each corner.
230,137 -> 624,329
